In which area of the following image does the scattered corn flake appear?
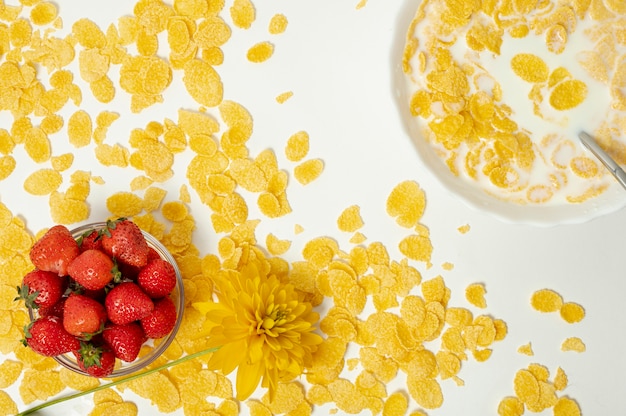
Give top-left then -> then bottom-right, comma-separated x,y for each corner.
337,205 -> 364,233
398,234 -> 432,263
513,369 -> 540,407
59,367 -> 101,391
0,156 -> 16,181
230,0 -> 255,29
294,158 -> 324,185
285,131 -> 309,162
130,175 -> 154,191
465,282 -> 487,308
183,59 -> 223,107
560,301 -> 585,323
23,168 -> 62,195
517,342 -> 534,356
0,391 -> 17,416
386,180 -> 425,228
349,232 -> 367,244
24,127 -> 51,163
72,17 -> 106,48
247,41 -> 274,63
553,397 -> 581,416
19,368 -> 64,404
162,201 -> 188,222
51,153 -> 74,171
95,143 -> 130,167
118,371 -> 180,413
68,110 -> 93,148
0,360 -> 22,388
276,91 -> 293,103
107,191 -> 144,217
553,367 -> 568,391
497,396 -> 524,416
266,233 -> 291,255
269,13 -> 288,34
561,337 -> 586,352
294,224 -> 304,234
531,288 -> 563,312
88,402 -> 138,416
406,374 -> 443,409
49,191 -> 89,224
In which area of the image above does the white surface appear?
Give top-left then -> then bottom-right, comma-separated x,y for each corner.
3,1 -> 626,415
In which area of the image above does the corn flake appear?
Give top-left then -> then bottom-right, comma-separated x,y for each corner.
561,337 -> 586,352
560,301 -> 585,323
247,41 -> 274,63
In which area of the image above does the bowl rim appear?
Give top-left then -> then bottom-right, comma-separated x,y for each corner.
28,221 -> 185,377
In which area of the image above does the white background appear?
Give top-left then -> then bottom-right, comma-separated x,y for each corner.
3,0 -> 626,415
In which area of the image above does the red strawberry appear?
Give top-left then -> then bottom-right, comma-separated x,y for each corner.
67,249 -> 119,291
23,315 -> 80,356
102,322 -> 145,362
17,269 -> 67,309
74,342 -> 116,378
30,225 -> 80,276
105,282 -> 154,325
77,229 -> 103,252
101,219 -> 149,269
137,258 -> 177,298
63,293 -> 107,338
140,296 -> 177,339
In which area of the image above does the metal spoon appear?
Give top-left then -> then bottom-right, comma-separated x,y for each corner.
578,131 -> 626,190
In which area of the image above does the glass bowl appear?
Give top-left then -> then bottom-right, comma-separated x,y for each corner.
28,222 -> 185,377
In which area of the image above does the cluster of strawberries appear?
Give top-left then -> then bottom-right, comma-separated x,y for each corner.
16,218 -> 179,378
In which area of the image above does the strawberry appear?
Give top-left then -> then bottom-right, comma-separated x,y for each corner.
102,322 -> 145,362
140,296 -> 177,339
63,293 -> 107,338
16,269 -> 67,309
74,342 -> 116,378
29,225 -> 80,276
101,218 -> 149,269
22,315 -> 80,356
137,258 -> 177,298
105,282 -> 154,325
77,229 -> 103,252
67,249 -> 120,291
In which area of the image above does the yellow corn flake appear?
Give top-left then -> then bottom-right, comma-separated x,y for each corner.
95,143 -> 130,167
183,59 -> 223,107
23,168 -> 62,195
72,18 -> 106,49
219,100 -> 253,143
513,369 -> 540,407
266,233 -> 291,255
19,368 -> 64,404
0,360 -> 22,388
553,367 -> 568,391
337,205 -> 364,233
24,127 -> 51,163
465,282 -> 487,308
230,0 -> 255,29
90,75 -> 116,103
294,159 -> 324,185
545,24 -> 567,54
285,131 -> 309,162
561,337 -> 586,352
106,191 -> 144,217
0,390 -> 17,416
10,18 -> 32,48
49,191 -> 89,224
89,402 -> 138,416
497,396 -> 524,416
68,110 -> 93,148
59,367 -> 101,391
560,301 -> 585,323
510,53 -> 549,83
406,374 -> 443,409
118,371 -> 180,413
30,2 -> 57,26
398,234 -> 432,263
276,91 -> 293,103
549,79 -> 588,110
530,288 -> 563,312
577,50 -> 609,83
269,13 -> 288,34
143,186 -> 168,212
162,201 -> 188,222
247,41 -> 274,63
553,397 -> 582,416
386,180 -> 426,228
517,342 -> 534,356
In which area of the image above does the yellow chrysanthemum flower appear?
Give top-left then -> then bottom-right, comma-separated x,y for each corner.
193,266 -> 323,400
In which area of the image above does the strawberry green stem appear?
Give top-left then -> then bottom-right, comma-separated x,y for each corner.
16,346 -> 220,416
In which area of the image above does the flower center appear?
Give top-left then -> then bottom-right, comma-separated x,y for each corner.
257,304 -> 288,334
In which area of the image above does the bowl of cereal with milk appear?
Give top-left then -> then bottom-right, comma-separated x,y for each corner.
398,0 -> 626,226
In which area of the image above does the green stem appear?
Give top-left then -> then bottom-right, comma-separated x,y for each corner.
16,347 -> 220,416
